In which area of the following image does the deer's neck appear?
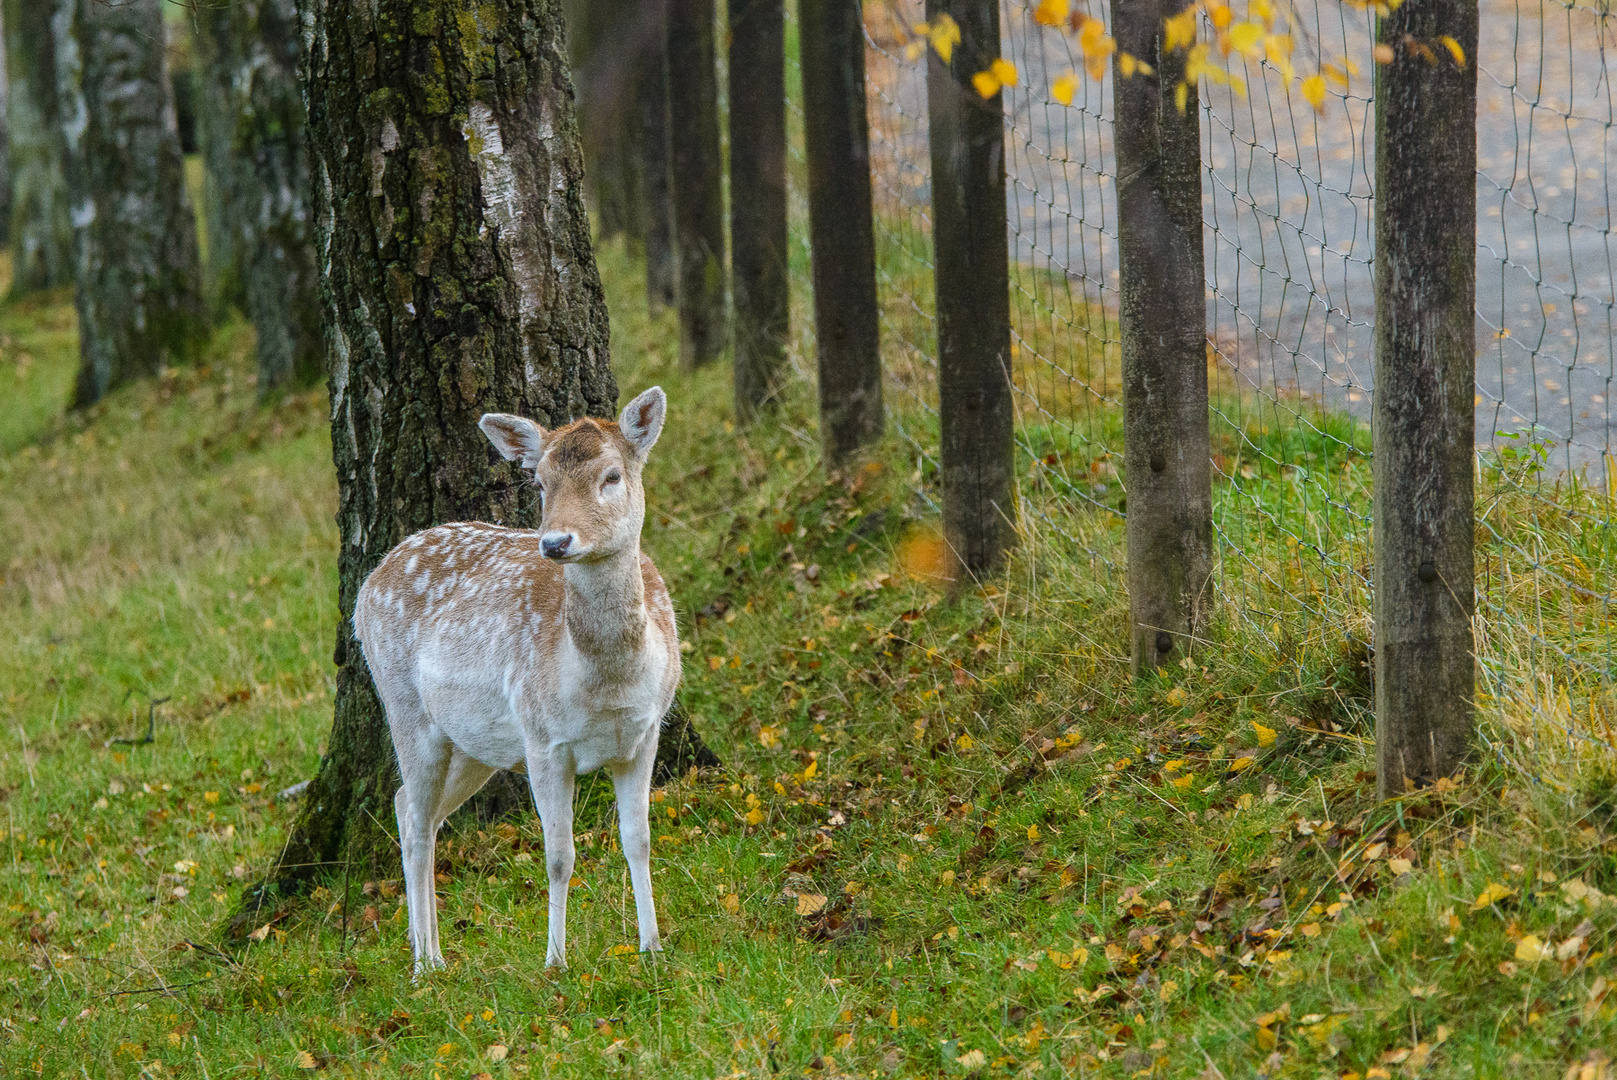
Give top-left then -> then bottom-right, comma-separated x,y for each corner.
560,547 -> 648,664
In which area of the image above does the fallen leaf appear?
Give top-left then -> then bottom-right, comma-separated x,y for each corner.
1251,720 -> 1277,747
486,1044 -> 508,1062
293,1051 -> 318,1070
248,923 -> 272,943
796,893 -> 828,916
955,1049 -> 987,1069
1472,882 -> 1515,910
1515,934 -> 1545,963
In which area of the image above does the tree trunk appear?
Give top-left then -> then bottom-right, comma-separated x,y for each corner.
195,0 -> 322,396
800,0 -> 881,466
263,0 -> 715,903
728,0 -> 788,421
927,0 -> 1013,576
1373,0 -> 1478,797
566,0 -> 643,242
1111,0 -> 1212,675
60,0 -> 209,409
637,0 -> 676,313
665,0 -> 728,368
3,0 -> 71,294
0,4 -> 12,249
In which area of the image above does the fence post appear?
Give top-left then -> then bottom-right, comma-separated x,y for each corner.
926,0 -> 1014,574
800,0 -> 882,466
666,0 -> 728,369
1110,0 -> 1213,676
729,0 -> 790,422
1373,0 -> 1478,797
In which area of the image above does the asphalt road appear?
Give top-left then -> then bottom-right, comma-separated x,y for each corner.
866,0 -> 1617,475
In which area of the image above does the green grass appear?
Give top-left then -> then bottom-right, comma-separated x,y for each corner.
3,240 -> 1617,1080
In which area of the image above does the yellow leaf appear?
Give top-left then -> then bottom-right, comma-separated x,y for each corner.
1388,858 -> 1413,875
1263,35 -> 1294,79
802,758 -> 818,782
989,59 -> 1018,86
720,893 -> 741,915
1471,882 -> 1515,910
955,732 -> 975,751
1300,74 -> 1326,112
1051,72 -> 1078,106
1226,21 -> 1264,56
1027,824 -> 1040,841
888,1009 -> 900,1029
1175,82 -> 1189,113
1171,773 -> 1195,790
607,944 -> 637,957
294,1051 -> 319,1070
956,1050 -> 987,1069
1256,1025 -> 1277,1051
486,1044 -> 508,1062
1300,922 -> 1322,937
1165,686 -> 1189,707
1164,6 -> 1199,52
796,893 -> 828,916
1229,756 -> 1256,772
1205,1 -> 1233,29
1515,934 -> 1545,962
929,14 -> 960,65
1118,52 -> 1137,78
758,724 -> 783,749
1159,979 -> 1178,1002
1033,0 -> 1069,28
1362,842 -> 1386,861
1252,720 -> 1277,747
1373,43 -> 1395,64
1439,35 -> 1466,70
744,807 -> 763,826
972,71 -> 1000,98
204,791 -> 219,804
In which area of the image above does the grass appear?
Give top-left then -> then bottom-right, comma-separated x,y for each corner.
3,238 -> 1617,1080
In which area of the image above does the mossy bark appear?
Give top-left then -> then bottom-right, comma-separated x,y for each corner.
4,0 -> 71,293
636,0 -> 677,313
59,0 -> 209,408
194,0 -> 322,396
0,4 -> 11,248
266,0 -> 714,901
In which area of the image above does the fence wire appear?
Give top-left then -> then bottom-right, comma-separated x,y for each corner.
843,0 -> 1617,782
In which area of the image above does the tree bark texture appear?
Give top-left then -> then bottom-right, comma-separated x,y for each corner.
926,0 -> 1013,576
60,0 -> 209,409
666,0 -> 728,368
273,0 -> 712,895
729,0 -> 789,421
3,0 -> 71,293
800,0 -> 881,466
636,5 -> 677,313
1373,0 -> 1478,798
1111,0 -> 1212,676
195,0 -> 323,396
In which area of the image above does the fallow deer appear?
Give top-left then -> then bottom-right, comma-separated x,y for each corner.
353,387 -> 680,973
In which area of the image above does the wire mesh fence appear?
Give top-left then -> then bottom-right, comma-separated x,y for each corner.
824,0 -> 1617,783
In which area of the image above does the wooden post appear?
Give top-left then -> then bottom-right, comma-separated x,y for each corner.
729,0 -> 789,421
1373,0 -> 1478,796
665,0 -> 728,368
1111,0 -> 1213,676
800,0 -> 882,466
926,0 -> 1013,574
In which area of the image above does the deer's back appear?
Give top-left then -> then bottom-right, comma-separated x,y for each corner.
353,521 -> 680,773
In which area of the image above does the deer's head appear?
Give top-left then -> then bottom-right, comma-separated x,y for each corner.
478,387 -> 666,563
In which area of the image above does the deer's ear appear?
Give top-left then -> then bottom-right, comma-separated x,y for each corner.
618,386 -> 666,459
478,413 -> 547,469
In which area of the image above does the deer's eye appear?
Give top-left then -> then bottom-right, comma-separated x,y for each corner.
602,469 -> 623,488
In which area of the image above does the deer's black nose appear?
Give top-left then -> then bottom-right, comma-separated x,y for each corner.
541,533 -> 573,559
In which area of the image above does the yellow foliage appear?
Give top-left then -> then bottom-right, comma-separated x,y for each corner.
929,14 -> 960,64
1439,35 -> 1466,70
1252,720 -> 1277,747
1033,0 -> 1070,28
1300,74 -> 1326,112
1164,6 -> 1199,52
989,58 -> 1019,86
1051,71 -> 1079,106
972,71 -> 1001,99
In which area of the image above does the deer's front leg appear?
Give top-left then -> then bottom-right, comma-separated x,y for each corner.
526,751 -> 577,968
611,739 -> 661,954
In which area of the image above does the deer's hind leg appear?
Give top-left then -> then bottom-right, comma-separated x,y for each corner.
390,716 -> 454,975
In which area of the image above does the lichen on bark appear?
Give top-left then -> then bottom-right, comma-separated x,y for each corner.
58,0 -> 209,408
195,0 -> 322,396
